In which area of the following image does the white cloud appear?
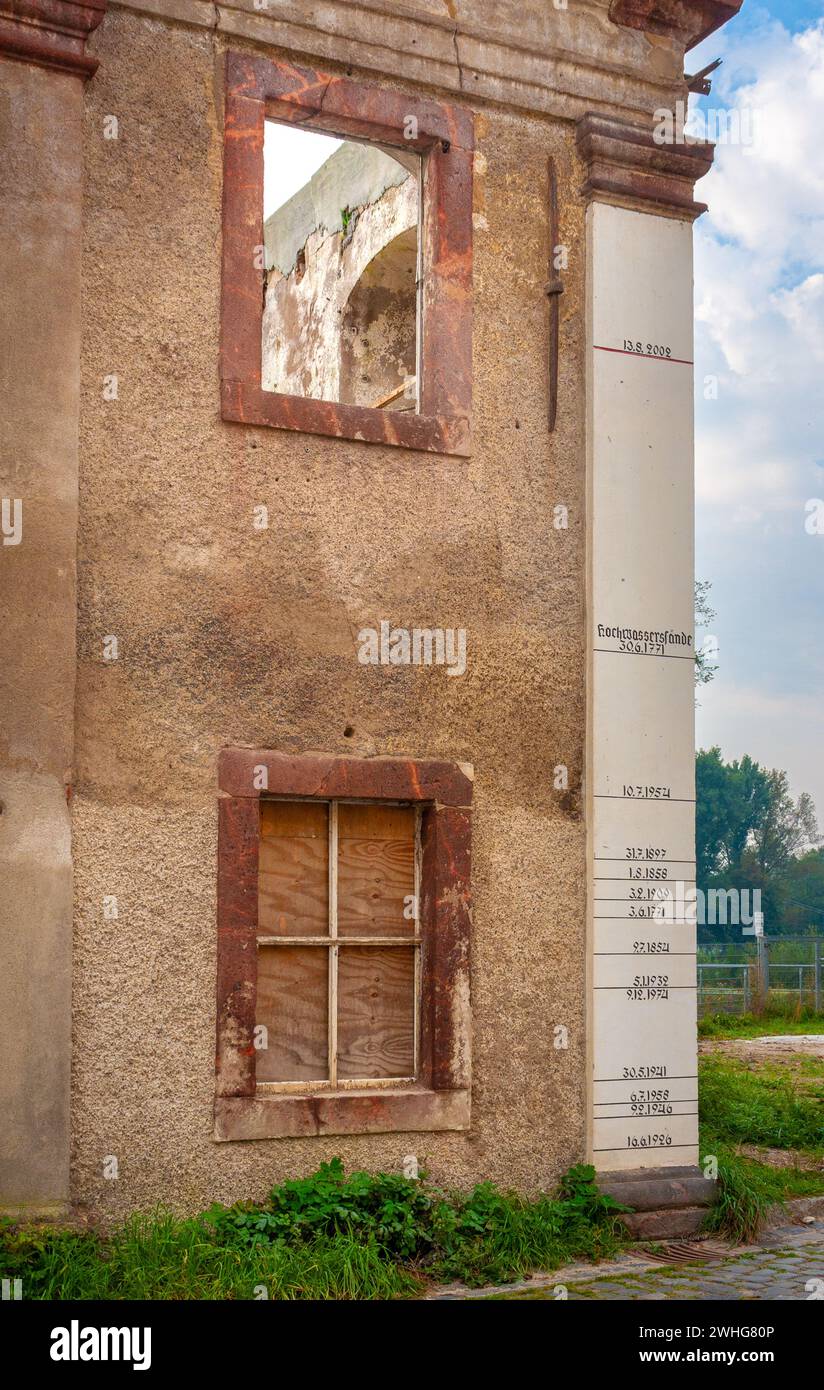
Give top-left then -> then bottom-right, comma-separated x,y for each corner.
697,21 -> 824,259
692,16 -> 824,805
773,272 -> 824,359
694,24 -> 824,513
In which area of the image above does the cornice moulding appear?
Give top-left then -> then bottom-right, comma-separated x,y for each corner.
576,111 -> 715,219
0,0 -> 107,76
608,0 -> 744,51
110,0 -> 695,124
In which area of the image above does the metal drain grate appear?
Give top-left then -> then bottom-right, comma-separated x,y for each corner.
631,1240 -> 732,1265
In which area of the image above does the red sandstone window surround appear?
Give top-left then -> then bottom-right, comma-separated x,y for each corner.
220,50 -> 474,457
215,750 -> 472,1140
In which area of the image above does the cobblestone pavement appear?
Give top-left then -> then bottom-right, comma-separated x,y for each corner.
522,1234 -> 817,1295
430,1220 -> 824,1301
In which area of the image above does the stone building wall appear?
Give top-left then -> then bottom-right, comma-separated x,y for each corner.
1,0 -> 735,1217
70,6 -> 588,1218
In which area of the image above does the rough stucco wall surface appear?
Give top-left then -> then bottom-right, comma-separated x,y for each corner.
73,8 -> 587,1217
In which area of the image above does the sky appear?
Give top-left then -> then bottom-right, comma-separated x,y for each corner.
688,1 -> 824,823
263,123 -> 342,220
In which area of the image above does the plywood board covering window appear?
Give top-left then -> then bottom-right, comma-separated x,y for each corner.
256,801 -> 420,1088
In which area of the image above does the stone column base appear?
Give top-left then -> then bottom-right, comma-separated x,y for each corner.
598,1165 -> 717,1240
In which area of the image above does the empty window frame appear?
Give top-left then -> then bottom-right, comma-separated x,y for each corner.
215,751 -> 473,1140
220,50 -> 474,456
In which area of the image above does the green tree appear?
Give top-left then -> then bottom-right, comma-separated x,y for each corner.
750,768 -> 819,879
695,579 -> 717,687
695,747 -> 771,886
696,749 -> 822,939
776,849 -> 824,934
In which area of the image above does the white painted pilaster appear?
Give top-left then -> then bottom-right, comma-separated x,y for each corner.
585,201 -> 699,1171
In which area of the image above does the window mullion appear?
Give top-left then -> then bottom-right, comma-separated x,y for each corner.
328,801 -> 338,1087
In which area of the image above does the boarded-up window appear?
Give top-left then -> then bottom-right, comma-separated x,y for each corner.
215,751 -> 472,1140
256,800 -> 419,1087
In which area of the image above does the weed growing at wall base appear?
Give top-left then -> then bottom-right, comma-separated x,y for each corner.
700,1145 -> 824,1243
0,1162 -> 627,1300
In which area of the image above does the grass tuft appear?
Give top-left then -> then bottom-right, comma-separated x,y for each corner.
699,1148 -> 824,1244
698,1010 -> 824,1039
699,1056 -> 823,1152
699,1050 -> 824,1241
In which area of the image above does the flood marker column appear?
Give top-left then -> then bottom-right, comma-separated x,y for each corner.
577,115 -> 714,1172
